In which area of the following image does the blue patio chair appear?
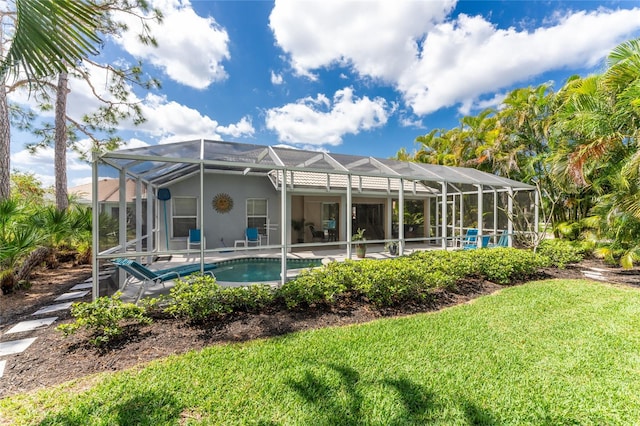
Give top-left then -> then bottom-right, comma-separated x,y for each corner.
112,258 -> 216,302
488,230 -> 509,248
187,228 -> 204,253
461,228 -> 479,249
245,227 -> 261,247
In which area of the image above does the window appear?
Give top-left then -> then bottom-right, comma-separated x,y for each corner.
172,197 -> 197,238
246,198 -> 267,234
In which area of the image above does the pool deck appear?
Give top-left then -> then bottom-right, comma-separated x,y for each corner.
114,242 -> 443,302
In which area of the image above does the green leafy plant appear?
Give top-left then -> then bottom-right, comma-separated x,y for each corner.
57,292 -> 151,347
352,228 -> 366,242
536,239 -> 586,268
163,275 -> 276,321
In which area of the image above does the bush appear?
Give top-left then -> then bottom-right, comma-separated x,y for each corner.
155,248 -> 560,316
163,275 -> 276,321
57,292 -> 152,347
277,261 -> 352,308
469,248 -> 546,284
537,239 -> 586,268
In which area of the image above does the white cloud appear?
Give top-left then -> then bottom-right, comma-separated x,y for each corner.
401,9 -> 640,114
399,115 -> 424,128
112,0 -> 230,89
271,71 -> 284,85
270,1 -> 640,115
265,87 -> 389,145
11,145 -> 90,188
270,0 -> 455,81
217,116 -> 255,138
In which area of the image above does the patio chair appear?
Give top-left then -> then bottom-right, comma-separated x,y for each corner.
463,233 -> 490,250
308,224 -> 325,242
245,227 -> 261,247
187,228 -> 204,253
461,228 -> 479,249
488,230 -> 509,248
112,258 -> 216,302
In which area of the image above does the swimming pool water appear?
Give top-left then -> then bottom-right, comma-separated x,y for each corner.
212,258 -> 322,282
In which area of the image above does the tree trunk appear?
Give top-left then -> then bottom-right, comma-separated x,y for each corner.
55,72 -> 69,211
15,246 -> 53,283
0,81 -> 10,201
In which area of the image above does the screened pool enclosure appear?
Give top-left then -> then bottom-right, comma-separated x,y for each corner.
91,139 -> 537,300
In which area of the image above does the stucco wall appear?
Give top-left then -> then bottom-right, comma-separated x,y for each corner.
160,173 -> 281,250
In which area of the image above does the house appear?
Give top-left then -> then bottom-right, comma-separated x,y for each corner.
91,139 -> 537,299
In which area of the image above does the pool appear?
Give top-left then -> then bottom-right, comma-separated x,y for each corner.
212,258 -> 322,282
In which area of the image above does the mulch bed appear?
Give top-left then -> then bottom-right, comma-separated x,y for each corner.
0,258 -> 638,399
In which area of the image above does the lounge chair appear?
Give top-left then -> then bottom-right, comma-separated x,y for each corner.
488,230 -> 509,248
112,258 -> 216,302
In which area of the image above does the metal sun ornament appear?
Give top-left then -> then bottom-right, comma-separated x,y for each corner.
212,193 -> 233,213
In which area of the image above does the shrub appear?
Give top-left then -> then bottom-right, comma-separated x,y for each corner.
537,239 -> 585,268
57,292 -> 151,347
470,248 -> 545,284
277,261 -> 352,309
163,275 -> 276,320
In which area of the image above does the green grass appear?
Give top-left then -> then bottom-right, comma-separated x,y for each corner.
3,279 -> 640,425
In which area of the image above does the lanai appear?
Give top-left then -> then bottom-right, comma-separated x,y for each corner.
91,139 -> 537,300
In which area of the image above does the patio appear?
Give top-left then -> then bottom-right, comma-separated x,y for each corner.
92,139 -> 537,301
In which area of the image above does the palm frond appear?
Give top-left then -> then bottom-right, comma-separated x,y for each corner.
1,0 -> 104,79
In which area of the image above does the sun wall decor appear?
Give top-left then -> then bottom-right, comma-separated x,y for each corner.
212,193 -> 233,213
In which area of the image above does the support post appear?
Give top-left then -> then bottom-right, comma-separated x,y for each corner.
135,178 -> 142,261
399,178 -> 404,255
280,169 -> 288,286
507,187 -> 514,247
441,182 -> 447,249
493,188 -> 498,242
199,159 -> 205,271
91,153 -> 99,301
477,185 -> 483,248
425,198 -> 431,242
347,174 -> 353,259
534,189 -> 540,235
118,170 -> 127,288
146,181 -> 153,264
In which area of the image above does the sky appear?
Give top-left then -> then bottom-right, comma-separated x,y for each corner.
8,0 -> 640,188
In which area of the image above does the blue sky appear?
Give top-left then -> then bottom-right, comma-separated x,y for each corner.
9,0 -> 640,188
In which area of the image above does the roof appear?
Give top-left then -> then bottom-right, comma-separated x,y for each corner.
69,178 -> 147,203
100,139 -> 535,191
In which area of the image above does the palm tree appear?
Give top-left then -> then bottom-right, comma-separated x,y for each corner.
1,0 -> 102,79
0,0 -> 104,201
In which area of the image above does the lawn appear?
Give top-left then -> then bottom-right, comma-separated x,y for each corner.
3,279 -> 640,425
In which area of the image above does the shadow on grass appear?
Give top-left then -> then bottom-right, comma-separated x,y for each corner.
287,362 -> 499,425
38,390 -> 181,426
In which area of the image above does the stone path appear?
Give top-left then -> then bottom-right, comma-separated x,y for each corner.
0,277 -> 93,379
581,266 -> 610,281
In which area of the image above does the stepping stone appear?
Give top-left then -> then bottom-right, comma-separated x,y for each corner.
588,267 -> 609,272
5,317 -> 58,334
70,283 -> 92,290
0,360 -> 5,378
583,272 -> 607,281
54,290 -> 89,301
0,338 -> 37,356
32,302 -> 73,316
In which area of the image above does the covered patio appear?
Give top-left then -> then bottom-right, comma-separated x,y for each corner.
91,139 -> 537,300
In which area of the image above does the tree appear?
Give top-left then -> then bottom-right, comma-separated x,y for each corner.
21,1 -> 161,210
0,0 -> 106,201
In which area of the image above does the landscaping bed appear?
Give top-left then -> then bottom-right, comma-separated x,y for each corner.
2,245 -> 640,399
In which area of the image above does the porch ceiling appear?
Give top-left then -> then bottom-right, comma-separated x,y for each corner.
100,139 -> 535,191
